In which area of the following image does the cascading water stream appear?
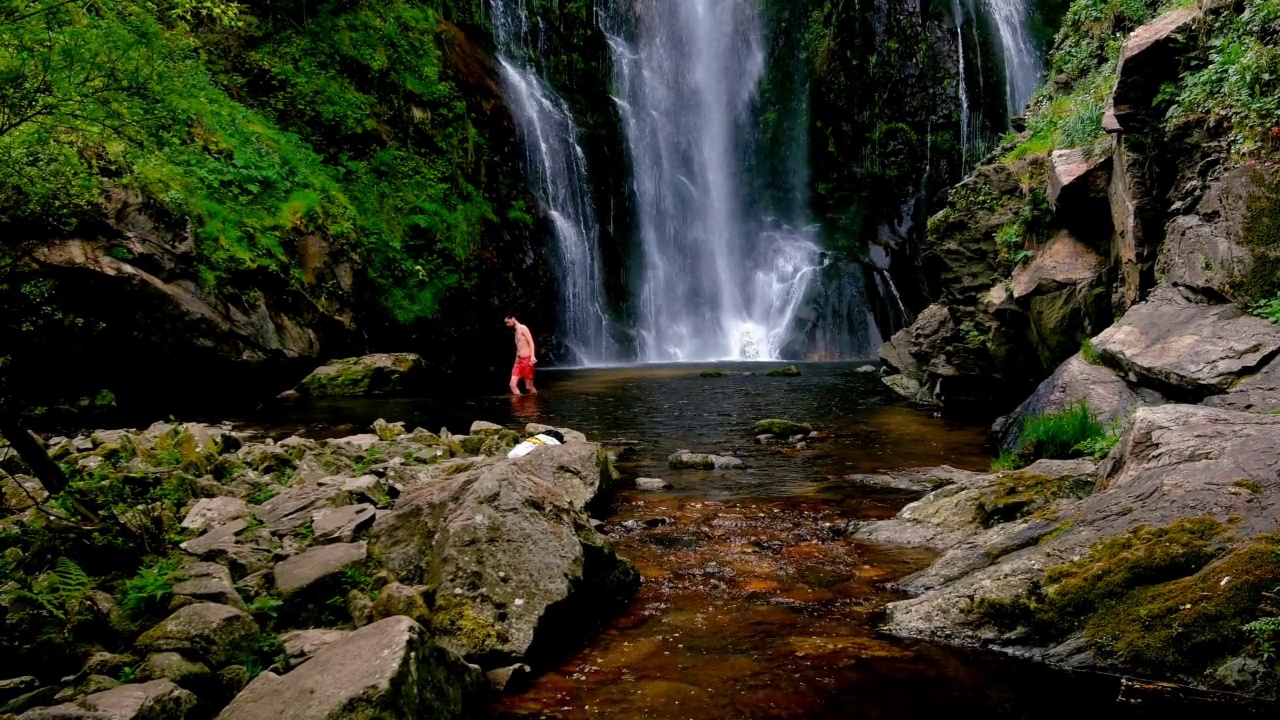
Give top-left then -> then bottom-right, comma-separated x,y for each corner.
952,0 -> 1043,160
986,0 -> 1042,118
601,0 -> 826,362
489,0 -> 616,364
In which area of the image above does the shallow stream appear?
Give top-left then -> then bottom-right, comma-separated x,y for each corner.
251,363 -> 1252,718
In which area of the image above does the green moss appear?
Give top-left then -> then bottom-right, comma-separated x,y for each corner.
1080,338 -> 1102,365
971,517 -> 1226,640
431,596 -> 506,657
1234,478 -> 1265,494
752,419 -> 814,436
699,369 -> 731,378
972,468 -> 1096,527
766,365 -> 802,377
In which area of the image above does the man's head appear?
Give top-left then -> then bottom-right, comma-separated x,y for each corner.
504,314 -> 518,328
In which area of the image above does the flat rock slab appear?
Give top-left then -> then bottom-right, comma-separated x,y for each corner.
171,562 -> 245,610
253,483 -> 351,534
137,603 -> 259,667
1047,149 -> 1110,210
22,680 -> 196,720
1092,285 -> 1280,394
278,629 -> 349,669
1107,7 -> 1200,132
181,498 -> 250,533
273,542 -> 367,596
215,617 -> 476,720
311,503 -> 376,544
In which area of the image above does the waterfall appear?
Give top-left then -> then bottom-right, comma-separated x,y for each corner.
489,0 -> 616,363
986,0 -> 1042,118
602,0 -> 825,362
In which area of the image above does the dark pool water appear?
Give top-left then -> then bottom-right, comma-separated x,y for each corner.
243,363 -> 1263,718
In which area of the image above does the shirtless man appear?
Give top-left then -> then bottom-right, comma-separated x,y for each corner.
505,314 -> 538,395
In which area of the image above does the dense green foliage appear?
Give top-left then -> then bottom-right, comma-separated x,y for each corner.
0,0 -> 532,339
995,401 -> 1114,469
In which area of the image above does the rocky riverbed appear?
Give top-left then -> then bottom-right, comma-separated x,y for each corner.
0,417 -> 636,718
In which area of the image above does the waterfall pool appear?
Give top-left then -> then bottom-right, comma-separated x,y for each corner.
245,363 -> 1256,718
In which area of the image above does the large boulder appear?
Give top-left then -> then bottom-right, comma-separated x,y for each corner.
869,405 -> 1280,673
1202,355 -> 1280,414
1104,8 -> 1201,133
508,441 -> 611,510
1009,232 -> 1105,301
21,680 -> 196,720
878,303 -> 956,406
369,445 -> 637,662
136,603 -> 260,667
994,353 -> 1160,452
1091,285 -> 1280,396
215,617 -> 478,720
1047,149 -> 1112,227
295,354 -> 425,397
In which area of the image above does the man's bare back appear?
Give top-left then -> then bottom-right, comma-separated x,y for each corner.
504,315 -> 537,395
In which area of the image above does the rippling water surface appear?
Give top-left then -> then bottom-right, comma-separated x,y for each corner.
252,363 -> 1256,718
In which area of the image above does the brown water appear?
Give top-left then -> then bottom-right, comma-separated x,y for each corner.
251,363 -> 1259,718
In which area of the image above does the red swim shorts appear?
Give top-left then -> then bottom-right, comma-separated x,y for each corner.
512,356 -> 535,380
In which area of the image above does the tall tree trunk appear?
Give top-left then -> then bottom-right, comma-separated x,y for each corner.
0,411 -> 68,495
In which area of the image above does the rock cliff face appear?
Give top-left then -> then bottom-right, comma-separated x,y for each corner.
860,0 -> 1280,695
878,0 -> 1279,411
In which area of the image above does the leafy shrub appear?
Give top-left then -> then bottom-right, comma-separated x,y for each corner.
119,557 -> 183,618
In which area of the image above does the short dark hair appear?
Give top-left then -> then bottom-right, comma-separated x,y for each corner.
504,312 -> 517,320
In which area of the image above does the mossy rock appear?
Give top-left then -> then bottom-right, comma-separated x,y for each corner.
699,369 -> 731,378
431,596 -> 507,659
298,354 -> 424,397
766,365 -> 802,377
972,467 -> 1096,528
752,419 -> 813,436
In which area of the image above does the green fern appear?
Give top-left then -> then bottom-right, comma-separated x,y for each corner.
9,557 -> 95,622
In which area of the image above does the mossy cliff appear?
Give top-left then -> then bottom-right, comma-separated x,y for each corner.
0,0 -> 556,412
880,0 -> 1280,410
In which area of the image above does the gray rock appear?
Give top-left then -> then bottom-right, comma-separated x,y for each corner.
171,562 -> 245,610
347,590 -> 374,628
996,353 -> 1157,452
634,478 -> 671,491
179,519 -> 248,556
278,629 -> 349,669
311,504 -> 376,544
469,421 -> 505,435
0,677 -> 40,704
295,353 -> 425,397
214,617 -> 478,720
369,583 -> 429,624
137,603 -> 260,667
252,482 -> 350,534
1105,7 -> 1201,133
21,680 -> 196,720
371,451 -> 637,660
272,542 -> 367,596
1091,285 -> 1280,395
140,653 -> 210,687
667,450 -> 744,470
371,419 -> 406,442
485,664 -> 531,693
510,441 -> 611,509
1157,167 -> 1260,296
1203,355 -> 1280,414
1009,232 -> 1105,300
873,405 -> 1280,658
53,676 -> 120,704
843,466 -> 986,493
1047,149 -> 1110,211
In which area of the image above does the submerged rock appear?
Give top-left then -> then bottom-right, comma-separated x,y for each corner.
667,450 -> 744,470
751,419 -> 813,436
765,365 -> 802,377
215,617 -> 478,720
634,478 -> 671,491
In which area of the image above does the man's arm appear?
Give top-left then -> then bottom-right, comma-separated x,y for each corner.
525,327 -> 537,363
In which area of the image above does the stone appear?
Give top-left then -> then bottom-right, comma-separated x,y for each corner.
1157,167 -> 1263,296
843,466 -> 987,493
140,653 -> 211,687
0,678 -> 39,704
485,664 -> 531,693
272,542 -> 367,596
347,590 -> 374,628
634,478 -> 670,491
310,503 -> 376,544
236,445 -> 296,476
370,454 -> 637,661
667,450 -> 744,470
751,419 -> 813,436
21,680 -> 196,720
295,353 -> 425,397
214,617 -> 478,720
870,405 -> 1280,659
1106,7 -> 1201,133
370,419 -> 406,441
252,482 -> 349,534
53,676 -> 120,704
1047,149 -> 1111,214
170,562 -> 245,610
877,304 -> 955,405
995,353 -> 1156,452
509,441 -> 612,510
370,583 -> 430,623
137,603 -> 260,667
76,654 -> 132,683
469,420 -> 504,435
1203,355 -> 1280,414
179,519 -> 247,556
278,629 -> 350,669
1009,232 -> 1105,300
1091,285 -> 1280,395
765,365 -> 801,377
